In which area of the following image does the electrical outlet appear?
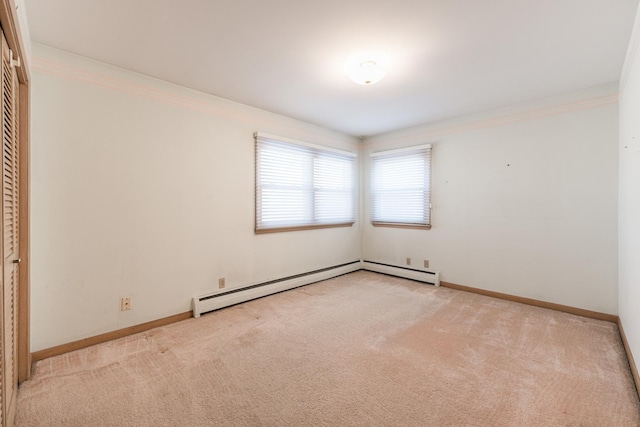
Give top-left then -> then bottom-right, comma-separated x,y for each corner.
121,297 -> 132,311
424,259 -> 430,269
406,257 -> 411,266
219,277 -> 226,289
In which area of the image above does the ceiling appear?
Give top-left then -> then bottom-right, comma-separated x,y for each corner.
24,0 -> 639,137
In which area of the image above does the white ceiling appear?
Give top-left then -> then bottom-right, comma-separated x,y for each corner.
24,0 -> 639,137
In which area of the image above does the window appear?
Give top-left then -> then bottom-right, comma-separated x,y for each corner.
255,132 -> 357,233
370,144 -> 432,229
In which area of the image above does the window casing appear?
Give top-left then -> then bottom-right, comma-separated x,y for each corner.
255,132 -> 357,233
370,144 -> 432,229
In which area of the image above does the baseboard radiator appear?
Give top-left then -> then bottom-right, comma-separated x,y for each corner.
192,261 -> 361,318
193,260 -> 440,318
361,260 -> 440,286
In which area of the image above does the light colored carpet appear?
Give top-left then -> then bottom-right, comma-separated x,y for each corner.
15,271 -> 640,426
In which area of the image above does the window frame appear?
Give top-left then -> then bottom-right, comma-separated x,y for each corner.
255,132 -> 357,234
369,144 -> 432,230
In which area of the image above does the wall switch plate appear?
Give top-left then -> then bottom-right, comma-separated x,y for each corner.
424,260 -> 430,268
219,277 -> 226,289
121,297 -> 132,311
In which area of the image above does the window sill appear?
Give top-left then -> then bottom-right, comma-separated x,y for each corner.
372,222 -> 432,230
256,222 -> 355,234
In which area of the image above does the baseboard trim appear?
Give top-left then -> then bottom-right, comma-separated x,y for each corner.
31,274 -> 622,364
32,262 -> 362,362
440,281 -> 618,323
31,311 -> 192,363
618,318 -> 640,399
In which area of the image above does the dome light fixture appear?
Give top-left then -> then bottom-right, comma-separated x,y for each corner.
349,61 -> 386,85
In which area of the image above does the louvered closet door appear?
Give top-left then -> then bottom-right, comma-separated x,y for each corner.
0,29 -> 19,427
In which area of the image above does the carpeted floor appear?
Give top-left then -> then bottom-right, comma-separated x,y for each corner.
15,271 -> 640,426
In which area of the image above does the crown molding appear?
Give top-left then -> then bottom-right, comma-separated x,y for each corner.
33,45 -> 617,151
31,46 -> 359,150
364,87 -> 618,149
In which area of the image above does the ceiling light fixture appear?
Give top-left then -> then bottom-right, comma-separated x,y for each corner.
350,61 -> 386,85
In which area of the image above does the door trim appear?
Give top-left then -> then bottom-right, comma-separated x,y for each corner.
0,0 -> 30,384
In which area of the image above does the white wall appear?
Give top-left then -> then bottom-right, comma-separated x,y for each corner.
30,44 -> 361,351
362,86 -> 620,314
619,3 -> 640,373
30,41 -> 624,353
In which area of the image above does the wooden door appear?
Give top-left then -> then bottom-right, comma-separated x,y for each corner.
0,27 -> 19,427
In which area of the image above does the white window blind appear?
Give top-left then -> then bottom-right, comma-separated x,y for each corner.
370,144 -> 431,228
255,133 -> 357,233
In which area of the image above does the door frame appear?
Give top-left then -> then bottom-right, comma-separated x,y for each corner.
0,0 -> 30,383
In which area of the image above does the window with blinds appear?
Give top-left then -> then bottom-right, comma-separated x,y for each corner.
370,144 -> 432,229
255,132 -> 357,233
